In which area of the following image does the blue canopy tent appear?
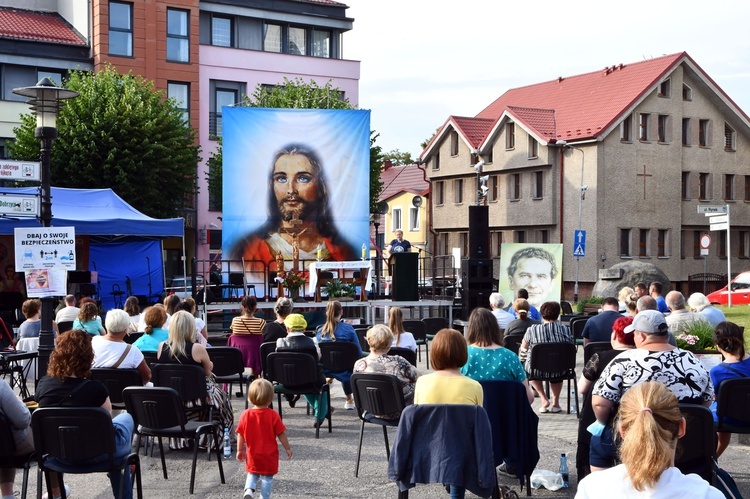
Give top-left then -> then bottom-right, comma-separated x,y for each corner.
0,187 -> 184,312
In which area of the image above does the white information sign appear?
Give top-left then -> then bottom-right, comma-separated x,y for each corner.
14,227 -> 77,271
698,205 -> 728,215
0,195 -> 38,216
0,160 -> 40,181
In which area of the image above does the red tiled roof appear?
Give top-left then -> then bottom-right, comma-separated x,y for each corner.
452,116 -> 495,148
0,8 -> 85,46
379,163 -> 429,202
476,53 -> 686,142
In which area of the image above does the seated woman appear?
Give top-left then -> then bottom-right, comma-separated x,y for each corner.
174,298 -> 207,347
157,311 -> 233,448
504,298 -> 540,339
460,307 -> 533,403
18,298 -> 41,338
315,300 -> 363,410
576,381 -> 723,498
576,316 -> 635,480
228,295 -> 267,376
262,297 -> 293,344
354,324 -> 419,415
710,321 -> 750,457
92,309 -> 151,384
123,295 -> 141,333
132,306 -> 168,353
35,330 -> 134,499
0,379 -> 33,499
413,328 -> 483,499
388,307 -> 417,352
72,301 -> 105,336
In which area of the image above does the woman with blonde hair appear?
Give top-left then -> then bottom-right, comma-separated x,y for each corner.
388,306 -> 417,351
576,381 -> 723,498
315,300 -> 362,410
504,298 -> 540,339
157,311 -> 233,448
618,287 -> 638,316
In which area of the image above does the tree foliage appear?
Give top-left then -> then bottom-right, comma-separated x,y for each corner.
382,149 -> 413,166
205,77 -> 383,211
9,65 -> 199,218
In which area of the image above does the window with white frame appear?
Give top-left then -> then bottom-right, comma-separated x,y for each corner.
167,8 -> 189,62
409,206 -> 419,231
167,82 -> 189,124
312,29 -> 331,57
725,123 -> 736,151
639,113 -> 650,141
109,1 -> 133,56
263,23 -> 282,52
620,228 -> 632,257
506,122 -> 515,149
288,26 -> 306,55
392,208 -> 402,231
528,136 -> 538,158
621,114 -> 632,141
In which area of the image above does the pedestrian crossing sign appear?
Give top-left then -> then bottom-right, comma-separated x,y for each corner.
573,245 -> 585,257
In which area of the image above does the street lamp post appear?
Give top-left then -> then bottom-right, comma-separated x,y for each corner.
556,141 -> 586,303
13,78 -> 78,379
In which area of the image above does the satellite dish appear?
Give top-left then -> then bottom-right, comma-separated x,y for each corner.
412,196 -> 423,208
377,201 -> 389,215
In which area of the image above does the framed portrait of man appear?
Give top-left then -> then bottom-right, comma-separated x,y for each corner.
498,243 -> 563,309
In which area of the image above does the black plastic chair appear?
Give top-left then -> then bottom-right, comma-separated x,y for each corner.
423,317 -> 448,341
583,341 -> 613,365
569,316 -> 590,346
402,319 -> 428,367
0,412 -> 34,499
141,351 -> 158,368
677,404 -> 717,482
123,387 -> 224,494
350,373 -> 407,477
355,329 -> 370,353
207,346 -> 249,400
503,336 -> 523,356
90,368 -> 144,410
259,341 -> 277,380
560,301 -> 574,315
528,342 -> 579,415
31,407 -> 143,499
715,377 -> 750,434
56,321 -> 74,334
266,351 -> 331,438
151,363 -> 213,422
319,341 -> 361,373
124,332 -> 143,345
387,347 -> 417,367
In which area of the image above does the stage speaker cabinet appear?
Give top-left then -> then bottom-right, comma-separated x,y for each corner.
461,258 -> 494,319
468,205 -> 489,259
67,270 -> 92,284
389,252 -> 419,301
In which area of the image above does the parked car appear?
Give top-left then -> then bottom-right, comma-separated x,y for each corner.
706,271 -> 750,305
165,275 -> 205,299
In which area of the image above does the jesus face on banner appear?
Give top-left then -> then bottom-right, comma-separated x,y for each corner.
222,108 -> 371,275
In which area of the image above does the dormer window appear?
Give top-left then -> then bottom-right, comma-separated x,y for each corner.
658,78 -> 670,98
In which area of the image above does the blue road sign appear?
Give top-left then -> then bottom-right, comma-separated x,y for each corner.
573,230 -> 586,257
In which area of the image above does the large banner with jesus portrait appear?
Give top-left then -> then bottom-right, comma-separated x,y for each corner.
222,108 -> 371,278
498,243 -> 563,309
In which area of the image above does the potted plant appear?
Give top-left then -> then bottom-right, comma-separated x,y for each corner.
279,269 -> 307,300
321,279 -> 357,301
675,319 -> 716,354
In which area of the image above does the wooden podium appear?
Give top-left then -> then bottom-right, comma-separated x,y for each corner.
388,252 -> 418,301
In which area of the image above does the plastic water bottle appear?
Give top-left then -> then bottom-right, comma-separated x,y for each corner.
571,390 -> 578,414
559,453 -> 569,488
223,428 -> 231,459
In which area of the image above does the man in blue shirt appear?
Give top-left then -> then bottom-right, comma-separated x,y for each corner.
581,297 -> 621,345
649,281 -> 670,314
387,229 -> 411,253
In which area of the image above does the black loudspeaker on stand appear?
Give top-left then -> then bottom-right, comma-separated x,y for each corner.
468,205 -> 489,259
461,259 -> 493,319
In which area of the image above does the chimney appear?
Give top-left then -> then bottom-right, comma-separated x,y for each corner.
383,160 -> 393,170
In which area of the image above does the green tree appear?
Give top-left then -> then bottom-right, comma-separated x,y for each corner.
9,65 -> 199,218
382,149 -> 413,166
205,77 -> 383,211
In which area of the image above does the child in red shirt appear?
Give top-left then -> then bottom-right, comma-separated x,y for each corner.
236,378 -> 292,499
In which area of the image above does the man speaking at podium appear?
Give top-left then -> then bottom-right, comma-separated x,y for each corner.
386,230 -> 411,254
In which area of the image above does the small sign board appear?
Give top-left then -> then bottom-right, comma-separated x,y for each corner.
708,215 -> 728,224
573,229 -> 586,257
14,227 -> 77,271
0,160 -> 40,181
700,234 -> 711,249
598,268 -> 624,280
699,205 -> 728,215
710,222 -> 729,231
0,195 -> 38,216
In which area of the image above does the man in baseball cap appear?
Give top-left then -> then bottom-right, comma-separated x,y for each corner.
588,309 -> 712,471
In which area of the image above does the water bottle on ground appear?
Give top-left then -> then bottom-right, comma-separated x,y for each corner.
559,453 -> 569,488
571,389 -> 578,414
223,427 -> 231,459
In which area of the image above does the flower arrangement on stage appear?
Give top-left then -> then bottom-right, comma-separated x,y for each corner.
279,270 -> 307,292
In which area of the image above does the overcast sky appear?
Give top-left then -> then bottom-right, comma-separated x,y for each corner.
345,0 -> 750,159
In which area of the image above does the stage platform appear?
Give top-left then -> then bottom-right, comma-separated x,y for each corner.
199,298 -> 453,325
